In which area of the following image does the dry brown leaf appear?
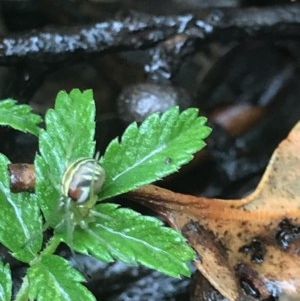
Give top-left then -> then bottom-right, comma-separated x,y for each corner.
129,121 -> 300,300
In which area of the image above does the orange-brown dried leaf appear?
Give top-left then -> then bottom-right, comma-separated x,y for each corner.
130,121 -> 300,300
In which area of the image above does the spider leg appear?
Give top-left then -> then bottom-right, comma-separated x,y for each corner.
81,223 -> 126,261
42,198 -> 65,231
90,208 -> 111,221
63,197 -> 76,257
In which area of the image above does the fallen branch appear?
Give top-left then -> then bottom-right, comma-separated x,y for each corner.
1,5 -> 300,65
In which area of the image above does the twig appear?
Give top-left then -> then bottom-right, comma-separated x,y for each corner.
1,5 -> 300,66
9,163 -> 35,193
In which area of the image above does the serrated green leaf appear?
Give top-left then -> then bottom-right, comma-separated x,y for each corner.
27,254 -> 96,301
0,260 -> 12,301
0,99 -> 42,136
35,89 -> 96,221
0,154 -> 42,263
99,106 -> 211,200
68,203 -> 195,278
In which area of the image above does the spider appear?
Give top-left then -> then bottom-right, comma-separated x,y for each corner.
61,157 -> 105,206
38,156 -> 106,253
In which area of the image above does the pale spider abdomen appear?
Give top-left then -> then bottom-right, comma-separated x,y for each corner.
61,158 -> 105,203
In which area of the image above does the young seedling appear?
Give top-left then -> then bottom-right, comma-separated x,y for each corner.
0,89 -> 211,301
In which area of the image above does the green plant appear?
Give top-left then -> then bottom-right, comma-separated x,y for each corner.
0,89 -> 211,301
